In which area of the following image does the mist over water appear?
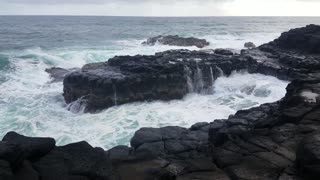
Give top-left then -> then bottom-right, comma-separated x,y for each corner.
0,16 -> 314,149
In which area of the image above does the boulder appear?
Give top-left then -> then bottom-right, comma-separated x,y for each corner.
33,141 -> 112,179
2,131 -> 56,160
244,42 -> 256,49
130,126 -> 208,159
142,35 -> 210,48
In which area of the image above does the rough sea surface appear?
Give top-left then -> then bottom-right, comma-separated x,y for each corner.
0,16 -> 319,149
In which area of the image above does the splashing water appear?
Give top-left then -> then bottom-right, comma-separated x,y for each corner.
0,48 -> 289,149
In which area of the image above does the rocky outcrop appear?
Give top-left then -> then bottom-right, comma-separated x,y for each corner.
2,25 -> 320,180
142,35 -> 210,48
272,24 -> 320,53
63,50 -> 256,112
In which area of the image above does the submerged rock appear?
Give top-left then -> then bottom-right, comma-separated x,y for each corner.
142,35 -> 210,48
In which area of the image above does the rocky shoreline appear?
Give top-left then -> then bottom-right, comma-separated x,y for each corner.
1,25 -> 320,180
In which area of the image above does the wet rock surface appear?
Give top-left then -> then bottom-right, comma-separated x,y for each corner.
2,25 -> 320,179
142,35 -> 210,48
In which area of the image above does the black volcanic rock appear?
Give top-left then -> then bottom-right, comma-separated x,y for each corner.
2,132 -> 56,160
142,35 -> 210,48
130,126 -> 208,158
14,161 -> 39,180
0,160 -> 13,180
33,141 -> 112,180
0,142 -> 24,169
63,50 -> 258,112
272,24 -> 320,53
297,133 -> 320,179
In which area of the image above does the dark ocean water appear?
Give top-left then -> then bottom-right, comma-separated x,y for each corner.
1,16 -> 320,51
0,16 -> 318,149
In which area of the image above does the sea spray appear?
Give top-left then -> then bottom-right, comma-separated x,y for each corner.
209,66 -> 215,93
216,66 -> 224,77
67,96 -> 87,113
185,66 -> 194,93
194,63 -> 204,93
210,67 -> 214,84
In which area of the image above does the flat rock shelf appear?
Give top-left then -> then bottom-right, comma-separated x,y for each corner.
1,24 -> 320,180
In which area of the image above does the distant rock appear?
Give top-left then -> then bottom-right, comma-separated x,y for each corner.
142,35 -> 210,48
244,42 -> 256,49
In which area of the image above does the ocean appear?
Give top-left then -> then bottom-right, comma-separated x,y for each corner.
0,16 -> 319,149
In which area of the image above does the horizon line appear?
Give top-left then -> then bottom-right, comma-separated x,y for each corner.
0,15 -> 320,18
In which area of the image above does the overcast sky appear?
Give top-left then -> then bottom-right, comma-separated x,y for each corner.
0,0 -> 319,16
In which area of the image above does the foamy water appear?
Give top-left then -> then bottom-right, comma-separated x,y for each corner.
0,46 -> 289,149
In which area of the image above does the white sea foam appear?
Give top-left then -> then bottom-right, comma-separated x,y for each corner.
201,32 -> 281,50
0,50 -> 289,149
